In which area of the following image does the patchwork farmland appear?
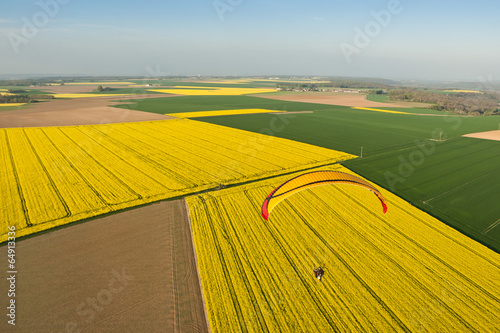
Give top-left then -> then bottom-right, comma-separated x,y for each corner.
1,79 -> 499,332
191,99 -> 500,251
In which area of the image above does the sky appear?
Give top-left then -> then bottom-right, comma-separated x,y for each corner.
0,0 -> 499,81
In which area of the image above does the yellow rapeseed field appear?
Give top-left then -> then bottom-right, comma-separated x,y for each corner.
0,103 -> 26,107
444,90 -> 483,94
352,107 -> 410,115
0,119 -> 352,242
148,86 -> 276,95
187,165 -> 500,332
167,109 -> 282,118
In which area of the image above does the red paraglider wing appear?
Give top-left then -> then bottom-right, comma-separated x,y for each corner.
261,171 -> 387,220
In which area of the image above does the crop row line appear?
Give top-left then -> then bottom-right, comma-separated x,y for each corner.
40,129 -> 109,208
198,196 -> 249,332
74,127 -> 173,195
285,201 -> 407,332
23,129 -> 72,221
310,190 -> 478,332
57,128 -> 142,204
216,199 -> 271,332
5,132 -> 31,227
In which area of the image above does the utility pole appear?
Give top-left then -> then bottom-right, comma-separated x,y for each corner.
360,146 -> 363,158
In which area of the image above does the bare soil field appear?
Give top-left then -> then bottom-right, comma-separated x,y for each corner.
255,92 -> 412,108
0,199 -> 209,333
463,130 -> 500,141
0,95 -> 175,128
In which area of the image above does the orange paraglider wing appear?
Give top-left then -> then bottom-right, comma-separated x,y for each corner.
261,171 -> 387,220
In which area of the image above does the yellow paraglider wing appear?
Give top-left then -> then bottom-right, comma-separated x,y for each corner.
261,171 -> 387,220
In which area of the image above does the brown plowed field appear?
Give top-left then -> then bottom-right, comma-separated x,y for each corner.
255,92 -> 412,108
0,95 -> 176,128
463,130 -> 500,141
0,199 -> 209,333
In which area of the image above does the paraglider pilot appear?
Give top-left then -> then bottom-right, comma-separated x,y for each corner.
313,266 -> 324,281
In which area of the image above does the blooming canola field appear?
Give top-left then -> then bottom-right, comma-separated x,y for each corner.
188,165 -> 500,332
148,86 -> 276,96
0,103 -> 26,107
0,119 -> 352,242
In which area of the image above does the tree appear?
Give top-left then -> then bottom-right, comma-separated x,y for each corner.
97,85 -> 103,92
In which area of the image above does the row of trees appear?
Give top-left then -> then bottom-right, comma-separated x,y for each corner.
0,79 -> 54,86
388,89 -> 500,115
96,85 -> 113,92
0,94 -> 54,103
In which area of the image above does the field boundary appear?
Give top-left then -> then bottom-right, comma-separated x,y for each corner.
184,198 -> 212,333
0,159 -> 351,247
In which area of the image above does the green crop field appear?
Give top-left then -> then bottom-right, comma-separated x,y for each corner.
344,137 -> 500,251
114,94 -> 444,116
362,106 -> 444,115
113,95 -> 339,114
191,106 -> 494,156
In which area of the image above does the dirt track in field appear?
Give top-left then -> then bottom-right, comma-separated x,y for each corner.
254,92 -> 412,108
463,130 -> 500,141
0,200 -> 209,333
0,94 -> 177,128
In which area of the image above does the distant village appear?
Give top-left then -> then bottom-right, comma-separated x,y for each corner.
276,87 -> 361,93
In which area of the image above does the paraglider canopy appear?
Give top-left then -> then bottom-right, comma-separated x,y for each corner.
261,170 -> 387,221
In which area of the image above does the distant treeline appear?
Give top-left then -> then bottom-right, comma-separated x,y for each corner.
389,89 -> 500,115
0,94 -> 54,103
0,76 -> 138,86
277,80 -> 389,90
0,79 -> 54,86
